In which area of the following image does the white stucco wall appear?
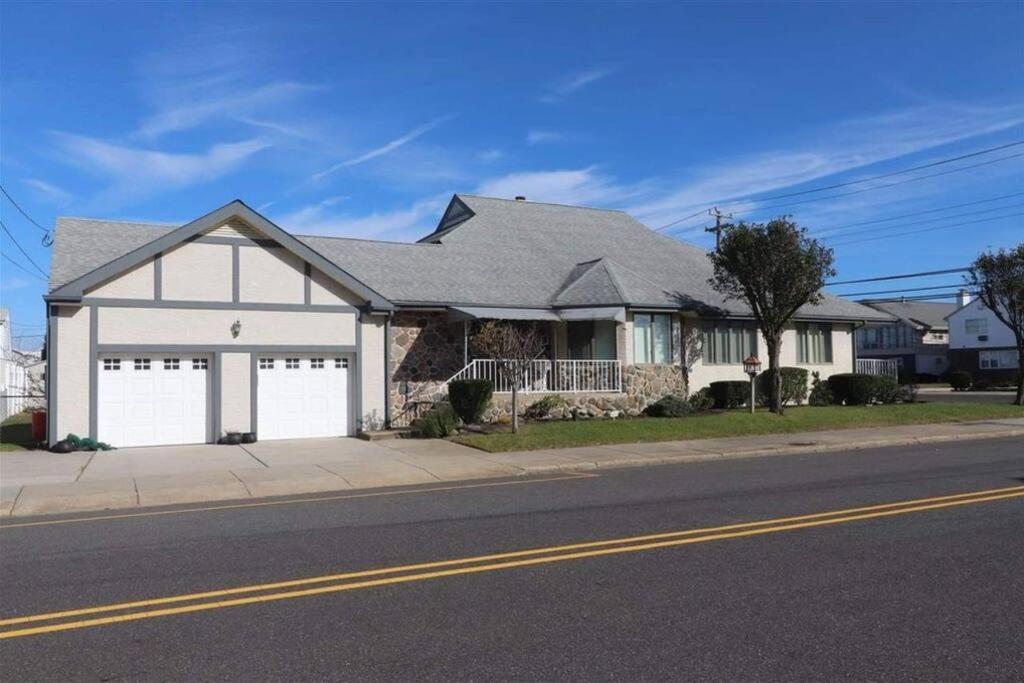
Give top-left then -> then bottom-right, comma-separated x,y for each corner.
97,308 -> 357,346
220,352 -> 251,434
310,268 -> 363,306
239,247 -> 305,304
162,242 -> 233,302
360,315 -> 386,430
54,306 -> 90,438
86,259 -> 155,299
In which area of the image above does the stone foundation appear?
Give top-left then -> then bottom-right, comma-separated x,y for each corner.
389,311 -> 466,426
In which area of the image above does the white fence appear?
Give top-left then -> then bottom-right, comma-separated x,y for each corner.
446,359 -> 622,394
856,358 -> 900,379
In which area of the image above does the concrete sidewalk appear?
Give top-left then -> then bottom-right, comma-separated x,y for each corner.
3,417 -> 1023,517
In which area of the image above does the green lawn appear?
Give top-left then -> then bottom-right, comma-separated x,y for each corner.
453,403 -> 1024,453
0,412 -> 37,452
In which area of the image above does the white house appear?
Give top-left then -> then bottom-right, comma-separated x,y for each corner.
1,309 -> 32,421
44,197 -> 891,448
946,292 -> 1019,384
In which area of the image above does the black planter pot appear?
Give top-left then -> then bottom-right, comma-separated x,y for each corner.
241,432 -> 257,444
219,432 -> 243,445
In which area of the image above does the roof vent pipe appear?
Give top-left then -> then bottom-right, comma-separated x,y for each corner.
514,196 -> 526,201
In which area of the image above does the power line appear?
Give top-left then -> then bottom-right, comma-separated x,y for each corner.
0,219 -> 48,277
821,202 -> 1024,241
0,185 -> 53,241
653,208 -> 712,232
1,252 -> 48,282
857,291 -> 977,304
827,267 -> 970,286
836,283 -> 969,297
829,211 -> 1024,247
814,190 -> 1024,235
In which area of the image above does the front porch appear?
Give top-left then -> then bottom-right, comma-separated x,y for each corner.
446,358 -> 623,394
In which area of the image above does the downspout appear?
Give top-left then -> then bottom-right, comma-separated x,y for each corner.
851,321 -> 864,369
384,311 -> 392,430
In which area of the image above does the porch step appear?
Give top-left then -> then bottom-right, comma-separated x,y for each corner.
357,428 -> 416,441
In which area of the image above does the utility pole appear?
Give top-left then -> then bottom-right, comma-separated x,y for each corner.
705,207 -> 733,251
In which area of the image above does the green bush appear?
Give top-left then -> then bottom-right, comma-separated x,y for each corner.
948,370 -> 972,391
756,367 -> 809,407
874,376 -> 903,405
707,381 -> 749,409
808,371 -> 833,406
523,394 -> 569,420
643,395 -> 692,417
827,373 -> 882,405
688,388 -> 714,411
448,379 -> 493,424
419,402 -> 458,438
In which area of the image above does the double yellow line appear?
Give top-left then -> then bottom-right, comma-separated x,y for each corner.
2,484 -> 1021,640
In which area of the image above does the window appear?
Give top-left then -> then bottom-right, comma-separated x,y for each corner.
965,318 -> 988,335
134,358 -> 151,371
259,358 -> 274,370
285,358 -> 300,370
103,358 -> 121,371
979,350 -> 1019,369
634,313 -> 673,364
335,358 -> 349,369
702,320 -> 757,364
192,358 -> 209,371
310,358 -> 325,369
163,358 -> 180,370
797,323 -> 833,364
568,321 -> 617,360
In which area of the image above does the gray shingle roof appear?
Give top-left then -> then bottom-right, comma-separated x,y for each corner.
860,300 -> 957,330
50,195 -> 892,322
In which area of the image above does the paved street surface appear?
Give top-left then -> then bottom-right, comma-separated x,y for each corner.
2,438 -> 1023,680
917,387 -> 1021,404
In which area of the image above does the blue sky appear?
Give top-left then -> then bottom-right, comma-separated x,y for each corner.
2,1 -> 1022,348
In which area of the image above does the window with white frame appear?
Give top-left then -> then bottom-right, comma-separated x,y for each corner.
797,323 -> 833,364
310,358 -> 325,369
702,320 -> 757,364
134,358 -> 151,371
633,313 -> 673,364
285,358 -> 300,370
163,358 -> 180,370
192,358 -> 209,371
259,358 -> 274,370
979,350 -> 1019,369
103,358 -> 121,371
965,318 -> 988,335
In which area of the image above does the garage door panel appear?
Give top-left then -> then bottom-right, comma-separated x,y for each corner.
257,353 -> 350,440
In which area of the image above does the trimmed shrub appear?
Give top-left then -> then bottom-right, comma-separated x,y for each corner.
523,394 -> 569,420
808,371 -> 833,406
874,376 -> 903,405
707,381 -> 750,409
419,402 -> 458,438
901,383 -> 920,403
948,370 -> 972,391
688,388 -> 714,411
827,373 -> 881,405
448,379 -> 493,424
643,395 -> 692,418
756,367 -> 809,407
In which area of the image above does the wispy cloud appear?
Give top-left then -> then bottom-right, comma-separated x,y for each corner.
478,148 -> 504,162
275,194 -> 450,241
541,67 -> 614,102
526,129 -> 564,145
22,178 -> 72,207
312,117 -> 453,181
55,133 -> 269,205
475,167 -> 646,206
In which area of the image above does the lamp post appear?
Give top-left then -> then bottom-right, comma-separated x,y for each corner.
743,356 -> 761,414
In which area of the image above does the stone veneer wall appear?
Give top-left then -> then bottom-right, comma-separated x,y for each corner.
389,311 -> 466,426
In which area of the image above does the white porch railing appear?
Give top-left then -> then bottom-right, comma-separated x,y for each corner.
856,358 -> 900,379
446,359 -> 622,394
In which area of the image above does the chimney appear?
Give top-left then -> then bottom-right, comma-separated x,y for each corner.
958,289 -> 972,307
514,195 -> 526,201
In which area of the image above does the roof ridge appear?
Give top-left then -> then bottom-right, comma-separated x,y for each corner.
456,193 -> 627,214
601,257 -> 670,297
58,216 -> 180,227
297,233 -> 438,247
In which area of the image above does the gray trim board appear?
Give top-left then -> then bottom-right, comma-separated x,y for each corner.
355,314 -> 362,432
304,262 -> 312,305
232,244 -> 240,303
82,298 -> 358,313
46,304 -> 57,445
154,254 -> 162,301
213,352 -> 223,440
49,200 -> 394,310
250,354 -> 258,437
89,304 -> 98,440
187,235 -> 282,247
383,313 -> 391,429
97,344 -> 358,353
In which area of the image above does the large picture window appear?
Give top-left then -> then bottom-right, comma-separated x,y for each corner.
702,320 -> 757,364
979,350 -> 1018,369
797,323 -> 833,364
634,313 -> 673,364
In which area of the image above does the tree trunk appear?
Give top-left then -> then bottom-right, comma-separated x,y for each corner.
766,336 -> 783,415
1015,336 -> 1024,406
511,385 -> 520,433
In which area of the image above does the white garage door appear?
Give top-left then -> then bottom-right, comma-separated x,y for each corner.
257,354 -> 350,440
97,354 -> 210,448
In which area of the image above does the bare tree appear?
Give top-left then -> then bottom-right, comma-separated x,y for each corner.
965,244 -> 1024,405
471,321 -> 546,433
708,218 -> 836,414
680,320 -> 703,396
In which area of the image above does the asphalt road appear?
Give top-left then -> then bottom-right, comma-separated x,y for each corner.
2,437 -> 1023,681
917,388 -> 1021,404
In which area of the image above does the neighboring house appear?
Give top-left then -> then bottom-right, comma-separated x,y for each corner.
1,309 -> 31,420
44,197 -> 890,448
946,294 -> 1019,384
855,300 -> 956,379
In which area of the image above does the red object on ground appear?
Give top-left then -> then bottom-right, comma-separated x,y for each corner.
31,411 -> 46,442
